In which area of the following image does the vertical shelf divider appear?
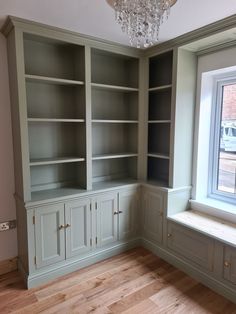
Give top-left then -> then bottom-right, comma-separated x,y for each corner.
14,29 -> 32,201
138,57 -> 149,181
169,47 -> 178,188
85,46 -> 92,190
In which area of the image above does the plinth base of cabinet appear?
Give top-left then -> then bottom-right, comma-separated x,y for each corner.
19,238 -> 141,289
141,238 -> 236,305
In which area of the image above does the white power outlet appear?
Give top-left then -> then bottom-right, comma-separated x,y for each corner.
0,222 -> 10,231
0,220 -> 17,231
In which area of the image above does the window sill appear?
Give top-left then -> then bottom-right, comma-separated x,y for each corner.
190,198 -> 236,224
169,209 -> 236,248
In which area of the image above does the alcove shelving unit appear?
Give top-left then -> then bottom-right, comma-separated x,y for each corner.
6,17 -> 236,299
147,50 -> 173,186
91,48 -> 139,187
24,34 -> 87,198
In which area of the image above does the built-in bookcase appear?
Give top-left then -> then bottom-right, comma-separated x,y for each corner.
91,49 -> 139,185
23,34 -> 87,195
147,50 -> 173,186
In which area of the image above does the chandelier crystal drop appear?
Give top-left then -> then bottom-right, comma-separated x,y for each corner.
108,0 -> 176,48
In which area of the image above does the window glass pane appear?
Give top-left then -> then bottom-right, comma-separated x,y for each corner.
218,83 -> 236,195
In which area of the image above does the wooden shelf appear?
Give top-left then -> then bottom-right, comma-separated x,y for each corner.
148,153 -> 170,160
25,74 -> 84,86
30,157 -> 85,166
28,118 -> 85,123
149,85 -> 172,92
91,83 -> 138,93
92,153 -> 138,161
148,120 -> 171,124
92,119 -> 138,124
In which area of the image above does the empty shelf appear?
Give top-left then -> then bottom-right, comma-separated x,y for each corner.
25,74 -> 84,86
28,118 -> 85,123
92,119 -> 138,124
149,84 -> 172,92
148,120 -> 171,124
91,83 -> 138,92
30,157 -> 85,166
92,153 -> 138,160
148,153 -> 170,160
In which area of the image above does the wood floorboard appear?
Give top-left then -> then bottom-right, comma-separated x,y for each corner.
36,253 -> 147,299
0,247 -> 235,313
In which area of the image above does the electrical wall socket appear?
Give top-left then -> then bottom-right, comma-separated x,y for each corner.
0,220 -> 17,232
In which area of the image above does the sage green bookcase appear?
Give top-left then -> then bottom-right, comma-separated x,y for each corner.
24,34 -> 87,197
4,16 -> 236,301
91,48 -> 139,187
7,29 -> 141,203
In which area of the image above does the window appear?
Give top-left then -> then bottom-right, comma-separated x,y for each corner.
209,77 -> 236,203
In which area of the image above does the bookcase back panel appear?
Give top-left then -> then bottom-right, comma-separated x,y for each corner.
92,124 -> 138,155
28,123 -> 86,159
24,35 -> 85,81
92,89 -> 138,120
149,51 -> 173,88
91,49 -> 138,88
148,157 -> 169,186
92,158 -> 137,183
148,124 -> 170,155
149,90 -> 171,120
30,162 -> 86,192
26,82 -> 85,119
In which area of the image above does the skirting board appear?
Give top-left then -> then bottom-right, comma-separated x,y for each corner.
0,257 -> 18,275
20,239 -> 141,289
141,238 -> 236,304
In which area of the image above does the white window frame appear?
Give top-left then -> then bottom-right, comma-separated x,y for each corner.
208,75 -> 236,204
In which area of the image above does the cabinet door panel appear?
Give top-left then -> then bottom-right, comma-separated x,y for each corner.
224,246 -> 236,285
65,199 -> 91,258
167,222 -> 214,272
143,190 -> 163,244
35,204 -> 65,269
96,193 -> 118,247
119,189 -> 138,240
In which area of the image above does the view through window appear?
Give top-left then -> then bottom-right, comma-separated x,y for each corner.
218,83 -> 236,196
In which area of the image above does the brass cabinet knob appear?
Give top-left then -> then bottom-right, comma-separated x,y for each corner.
114,211 -> 119,215
65,223 -> 71,228
58,225 -> 64,230
224,261 -> 231,268
118,210 -> 123,214
167,233 -> 172,238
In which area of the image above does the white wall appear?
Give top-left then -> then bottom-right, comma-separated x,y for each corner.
0,33 -> 17,261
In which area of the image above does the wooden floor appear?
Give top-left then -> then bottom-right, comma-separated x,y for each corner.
0,248 -> 236,314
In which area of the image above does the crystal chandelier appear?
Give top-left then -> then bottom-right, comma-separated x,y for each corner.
106,0 -> 177,48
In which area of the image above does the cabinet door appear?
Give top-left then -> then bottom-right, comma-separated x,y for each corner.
96,192 -> 118,247
65,198 -> 91,259
119,189 -> 138,241
167,222 -> 214,272
35,204 -> 65,269
143,190 -> 163,244
224,246 -> 236,285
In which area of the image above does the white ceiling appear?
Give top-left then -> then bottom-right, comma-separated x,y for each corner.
1,0 -> 236,46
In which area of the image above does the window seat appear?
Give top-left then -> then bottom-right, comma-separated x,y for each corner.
168,209 -> 236,248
